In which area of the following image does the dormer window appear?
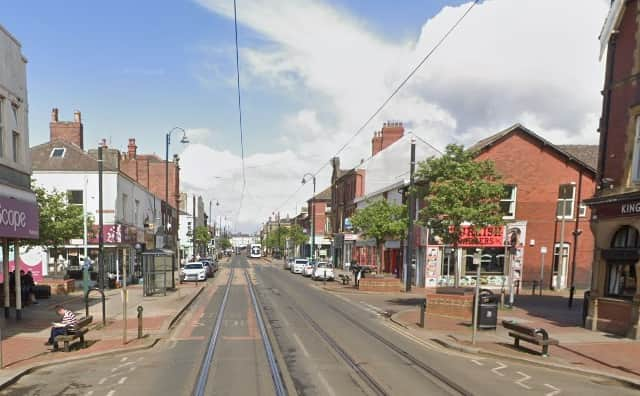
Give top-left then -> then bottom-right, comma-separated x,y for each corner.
50,147 -> 66,158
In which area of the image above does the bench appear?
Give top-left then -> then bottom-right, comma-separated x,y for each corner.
502,320 -> 558,356
338,274 -> 351,285
54,316 -> 93,352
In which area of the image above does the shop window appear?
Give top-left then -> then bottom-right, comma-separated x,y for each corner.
500,185 -> 517,219
552,243 -> 570,274
606,263 -> 636,298
464,247 -> 505,274
611,226 -> 639,248
556,184 -> 575,219
632,117 -> 640,183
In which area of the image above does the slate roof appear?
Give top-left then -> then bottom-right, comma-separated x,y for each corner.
31,140 -> 118,172
311,186 -> 332,201
469,123 -> 597,174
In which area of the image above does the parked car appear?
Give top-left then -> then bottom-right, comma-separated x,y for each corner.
303,261 -> 315,277
284,258 -> 294,270
201,260 -> 214,278
180,262 -> 207,282
312,262 -> 334,281
291,259 -> 307,274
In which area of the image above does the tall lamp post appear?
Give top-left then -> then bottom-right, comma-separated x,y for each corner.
165,127 -> 189,288
302,173 -> 316,260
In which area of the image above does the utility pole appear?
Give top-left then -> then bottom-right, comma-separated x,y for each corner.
192,195 -> 196,258
82,176 -> 89,296
302,174 -> 316,261
98,144 -> 105,290
405,137 -> 416,292
472,249 -> 482,345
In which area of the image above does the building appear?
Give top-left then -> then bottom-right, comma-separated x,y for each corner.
306,188 -> 332,260
469,124 -> 597,291
585,0 -> 640,338
178,192 -> 208,260
31,109 -> 165,284
0,25 -> 39,318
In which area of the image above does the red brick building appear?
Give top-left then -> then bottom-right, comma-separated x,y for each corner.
306,187 -> 332,259
585,0 -> 640,338
470,124 -> 597,290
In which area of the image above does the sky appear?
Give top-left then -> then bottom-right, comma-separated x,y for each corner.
2,0 -> 610,232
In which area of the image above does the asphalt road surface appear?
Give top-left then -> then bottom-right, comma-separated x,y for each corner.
2,255 -> 637,396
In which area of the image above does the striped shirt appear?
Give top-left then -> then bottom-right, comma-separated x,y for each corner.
61,310 -> 78,327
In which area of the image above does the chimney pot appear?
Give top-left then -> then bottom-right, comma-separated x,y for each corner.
127,138 -> 137,158
74,110 -> 81,123
51,108 -> 59,122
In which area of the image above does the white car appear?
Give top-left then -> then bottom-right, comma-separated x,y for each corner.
291,259 -> 307,274
312,262 -> 334,281
303,262 -> 315,277
181,262 -> 207,282
284,258 -> 294,270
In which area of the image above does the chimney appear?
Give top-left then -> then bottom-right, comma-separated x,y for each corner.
49,108 -> 84,149
372,121 -> 404,156
127,138 -> 137,158
100,138 -> 107,148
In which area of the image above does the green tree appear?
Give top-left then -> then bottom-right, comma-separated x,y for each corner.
351,200 -> 407,272
218,236 -> 232,250
415,144 -> 505,286
286,225 -> 307,256
193,225 -> 211,255
265,227 -> 286,252
30,185 -> 90,273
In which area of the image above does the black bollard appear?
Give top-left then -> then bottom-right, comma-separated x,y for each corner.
568,286 -> 575,309
419,298 -> 427,328
137,305 -> 144,339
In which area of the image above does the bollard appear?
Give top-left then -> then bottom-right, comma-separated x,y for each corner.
532,280 -> 537,296
0,327 -> 3,369
568,286 -> 575,309
419,298 -> 427,328
137,305 -> 144,339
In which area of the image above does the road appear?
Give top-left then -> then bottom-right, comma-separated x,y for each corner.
2,255 -> 637,395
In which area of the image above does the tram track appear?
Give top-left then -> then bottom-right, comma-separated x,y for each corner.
192,265 -> 288,396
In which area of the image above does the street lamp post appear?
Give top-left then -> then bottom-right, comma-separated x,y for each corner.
165,127 -> 188,288
302,173 -> 316,261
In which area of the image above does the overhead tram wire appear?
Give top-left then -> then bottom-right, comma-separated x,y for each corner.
233,0 -> 247,220
272,0 -> 479,214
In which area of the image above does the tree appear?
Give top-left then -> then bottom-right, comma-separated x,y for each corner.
30,185 -> 89,273
193,226 -> 211,255
265,227 -> 286,253
286,225 -> 307,257
218,236 -> 232,250
415,144 -> 505,286
351,199 -> 407,272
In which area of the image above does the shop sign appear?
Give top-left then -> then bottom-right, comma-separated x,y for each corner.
0,196 -> 39,239
456,225 -> 505,247
89,224 -> 122,244
344,233 -> 358,241
344,217 -> 353,231
594,198 -> 640,218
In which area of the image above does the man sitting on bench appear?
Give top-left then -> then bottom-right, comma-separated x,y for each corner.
45,305 -> 77,346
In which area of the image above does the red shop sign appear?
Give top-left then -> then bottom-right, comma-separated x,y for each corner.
455,225 -> 505,247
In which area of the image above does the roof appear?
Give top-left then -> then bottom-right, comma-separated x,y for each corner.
468,123 -> 597,174
31,140 -> 119,172
311,186 -> 332,201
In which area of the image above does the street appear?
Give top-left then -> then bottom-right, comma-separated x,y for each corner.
0,255 -> 636,396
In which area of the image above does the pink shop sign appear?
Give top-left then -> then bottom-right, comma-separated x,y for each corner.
0,196 -> 39,240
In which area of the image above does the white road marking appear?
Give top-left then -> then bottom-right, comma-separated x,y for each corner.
112,362 -> 135,372
471,359 -> 484,366
85,391 -> 94,396
515,371 -> 532,389
120,357 -> 128,362
106,391 -> 116,396
118,377 -> 128,385
129,366 -> 137,373
98,377 -> 107,385
491,361 -> 507,376
317,372 -> 337,396
168,340 -> 177,349
292,332 -> 310,358
544,383 -> 562,396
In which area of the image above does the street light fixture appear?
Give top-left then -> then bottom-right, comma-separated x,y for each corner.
302,173 -> 316,261
165,127 -> 188,289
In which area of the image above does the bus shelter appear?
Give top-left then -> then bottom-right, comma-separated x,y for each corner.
141,248 -> 174,296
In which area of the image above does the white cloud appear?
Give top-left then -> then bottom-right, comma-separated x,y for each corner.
188,0 -> 610,232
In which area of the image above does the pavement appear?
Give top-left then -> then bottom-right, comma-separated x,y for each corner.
0,262 -> 225,386
308,267 -> 640,386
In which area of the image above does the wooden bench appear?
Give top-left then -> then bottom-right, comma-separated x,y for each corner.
338,274 -> 351,285
54,316 -> 93,352
502,320 -> 558,356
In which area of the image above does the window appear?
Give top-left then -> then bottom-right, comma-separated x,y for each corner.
500,185 -> 517,219
50,147 -> 66,158
556,184 -> 576,219
632,117 -> 640,182
122,193 -> 128,220
612,226 -> 639,248
606,226 -> 640,298
135,200 -> 140,225
464,247 -> 505,274
579,202 -> 587,217
552,243 -> 570,274
11,131 -> 19,162
11,105 -> 18,129
67,190 -> 83,205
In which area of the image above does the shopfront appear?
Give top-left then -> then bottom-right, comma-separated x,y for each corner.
586,194 -> 640,338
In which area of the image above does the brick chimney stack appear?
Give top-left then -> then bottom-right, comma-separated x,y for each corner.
127,138 -> 137,158
371,121 -> 404,156
50,108 -> 84,149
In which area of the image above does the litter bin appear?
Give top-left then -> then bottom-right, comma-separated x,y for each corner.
475,289 -> 498,329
